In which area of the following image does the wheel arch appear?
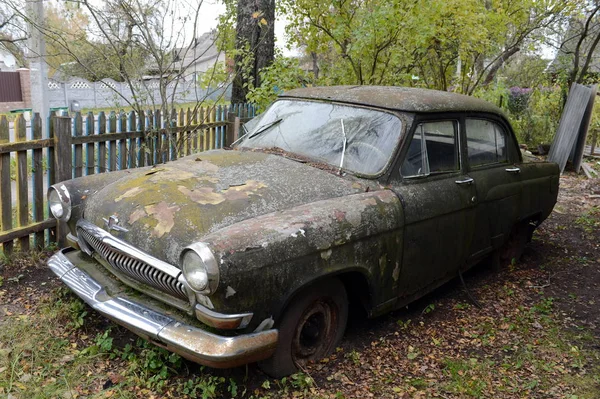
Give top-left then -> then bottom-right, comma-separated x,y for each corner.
274,269 -> 374,323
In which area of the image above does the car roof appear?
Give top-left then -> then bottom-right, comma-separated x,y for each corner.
279,86 -> 505,115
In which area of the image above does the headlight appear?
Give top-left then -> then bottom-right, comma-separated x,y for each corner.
181,243 -> 219,294
48,185 -> 71,221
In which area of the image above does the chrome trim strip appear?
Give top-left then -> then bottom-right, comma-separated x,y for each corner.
77,219 -> 181,278
48,249 -> 278,368
195,303 -> 253,330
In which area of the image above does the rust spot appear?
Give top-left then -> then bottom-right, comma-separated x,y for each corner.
128,208 -> 146,225
145,201 -> 180,238
115,186 -> 145,202
334,210 -> 346,222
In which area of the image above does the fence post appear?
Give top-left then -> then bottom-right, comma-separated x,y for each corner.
0,116 -> 12,255
226,112 -> 240,147
53,116 -> 72,247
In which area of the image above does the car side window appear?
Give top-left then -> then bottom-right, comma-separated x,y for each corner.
401,120 -> 458,178
466,119 -> 508,167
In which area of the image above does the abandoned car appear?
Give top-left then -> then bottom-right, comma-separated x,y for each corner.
47,86 -> 559,377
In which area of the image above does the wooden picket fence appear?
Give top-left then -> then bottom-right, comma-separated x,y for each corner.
0,103 -> 255,255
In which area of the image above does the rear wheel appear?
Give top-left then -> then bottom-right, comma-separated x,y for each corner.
259,278 -> 348,378
499,220 -> 536,265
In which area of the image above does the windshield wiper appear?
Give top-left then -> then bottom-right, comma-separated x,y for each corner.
248,118 -> 283,140
339,119 -> 347,175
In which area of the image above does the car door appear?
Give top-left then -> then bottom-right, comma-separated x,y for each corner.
392,118 -> 477,300
463,117 -> 522,262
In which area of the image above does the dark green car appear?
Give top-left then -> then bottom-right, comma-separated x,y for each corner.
47,86 -> 559,377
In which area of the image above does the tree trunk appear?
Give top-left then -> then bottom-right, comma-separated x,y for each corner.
481,46 -> 520,87
232,0 -> 275,104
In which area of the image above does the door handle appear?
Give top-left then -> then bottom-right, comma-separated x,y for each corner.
455,177 -> 474,185
505,167 -> 520,174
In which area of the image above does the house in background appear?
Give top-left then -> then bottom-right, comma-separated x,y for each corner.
144,31 -> 227,82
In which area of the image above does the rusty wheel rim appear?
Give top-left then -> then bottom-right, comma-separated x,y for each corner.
292,299 -> 336,365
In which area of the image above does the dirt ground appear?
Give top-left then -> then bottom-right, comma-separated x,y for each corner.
1,172 -> 599,398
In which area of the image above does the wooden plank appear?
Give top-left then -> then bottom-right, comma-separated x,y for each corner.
85,112 -> 95,176
0,138 -> 53,154
108,111 -> 117,171
53,116 -> 72,183
47,112 -> 56,244
32,113 -> 44,248
178,108 -> 185,157
0,219 -> 56,244
97,112 -> 107,173
53,116 -> 72,248
571,84 -> 597,173
548,83 -> 594,173
119,111 -> 127,170
185,107 -> 195,155
209,107 -> 216,150
138,110 -> 145,167
71,131 -> 144,145
15,114 -> 29,251
200,107 -> 206,152
170,108 -> 177,161
156,110 -> 164,163
127,111 -> 136,169
146,110 -> 154,166
73,111 -> 83,178
0,115 -> 13,254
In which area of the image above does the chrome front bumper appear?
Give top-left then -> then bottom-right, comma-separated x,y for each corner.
48,248 -> 279,368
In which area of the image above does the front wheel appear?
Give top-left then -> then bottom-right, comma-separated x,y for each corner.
259,278 -> 348,378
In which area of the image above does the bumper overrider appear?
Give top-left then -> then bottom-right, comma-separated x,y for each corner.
48,249 -> 279,368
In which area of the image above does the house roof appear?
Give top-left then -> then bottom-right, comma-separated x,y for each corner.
172,31 -> 222,72
280,86 -> 505,114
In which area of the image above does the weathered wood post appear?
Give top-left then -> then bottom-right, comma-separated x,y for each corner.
226,112 -> 240,147
15,114 -> 30,251
0,116 -> 13,255
53,115 -> 72,247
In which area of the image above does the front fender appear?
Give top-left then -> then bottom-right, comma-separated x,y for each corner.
201,189 -> 404,325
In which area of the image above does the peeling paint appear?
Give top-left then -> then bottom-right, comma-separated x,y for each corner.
149,168 -> 194,183
178,186 -> 226,205
128,208 -> 146,225
115,187 -> 145,202
392,262 -> 400,282
320,249 -> 332,260
144,201 -> 180,238
225,286 -> 237,298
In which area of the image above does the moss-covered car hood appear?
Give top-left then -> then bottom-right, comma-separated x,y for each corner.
83,149 -> 370,265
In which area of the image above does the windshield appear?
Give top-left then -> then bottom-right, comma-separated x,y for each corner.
237,100 -> 402,175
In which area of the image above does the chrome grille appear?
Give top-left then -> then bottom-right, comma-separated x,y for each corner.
76,222 -> 188,301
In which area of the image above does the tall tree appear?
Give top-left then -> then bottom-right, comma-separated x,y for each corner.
0,3 -> 26,65
283,0 -> 569,93
231,0 -> 275,103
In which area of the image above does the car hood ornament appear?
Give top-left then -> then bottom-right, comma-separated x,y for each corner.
103,215 -> 128,233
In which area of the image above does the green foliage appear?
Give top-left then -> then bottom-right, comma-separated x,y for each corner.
246,54 -> 312,110
281,0 -> 568,93
509,87 -> 563,146
199,61 -> 231,89
422,303 -> 436,315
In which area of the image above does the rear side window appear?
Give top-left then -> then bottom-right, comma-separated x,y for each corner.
401,120 -> 459,177
466,119 -> 508,167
